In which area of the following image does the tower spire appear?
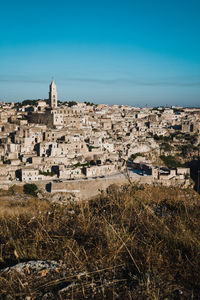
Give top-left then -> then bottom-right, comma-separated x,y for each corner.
49,79 -> 57,109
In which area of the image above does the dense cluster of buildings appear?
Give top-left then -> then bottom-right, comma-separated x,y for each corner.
0,80 -> 198,190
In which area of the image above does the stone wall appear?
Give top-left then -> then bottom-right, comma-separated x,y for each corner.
50,174 -> 191,200
51,175 -> 130,199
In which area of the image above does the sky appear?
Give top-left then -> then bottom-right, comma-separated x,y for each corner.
0,0 -> 200,106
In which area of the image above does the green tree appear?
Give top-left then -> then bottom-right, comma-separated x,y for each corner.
23,183 -> 38,196
160,155 -> 183,168
68,101 -> 77,107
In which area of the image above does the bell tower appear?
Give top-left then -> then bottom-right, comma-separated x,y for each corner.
49,80 -> 57,109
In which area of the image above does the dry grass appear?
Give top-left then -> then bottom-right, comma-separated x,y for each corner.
0,184 -> 199,299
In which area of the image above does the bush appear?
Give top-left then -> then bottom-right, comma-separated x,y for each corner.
130,153 -> 144,161
39,170 -> 55,176
153,134 -> 171,142
160,155 -> 183,168
161,142 -> 172,152
23,183 -> 38,196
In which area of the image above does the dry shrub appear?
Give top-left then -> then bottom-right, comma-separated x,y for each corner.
0,184 -> 199,299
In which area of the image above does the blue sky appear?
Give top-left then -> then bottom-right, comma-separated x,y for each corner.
0,0 -> 200,106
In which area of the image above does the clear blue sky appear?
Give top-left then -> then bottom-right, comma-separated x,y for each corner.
0,0 -> 200,106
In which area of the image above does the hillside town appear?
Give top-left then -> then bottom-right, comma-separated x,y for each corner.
0,80 -> 199,192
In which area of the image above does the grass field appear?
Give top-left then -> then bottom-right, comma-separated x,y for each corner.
0,184 -> 199,299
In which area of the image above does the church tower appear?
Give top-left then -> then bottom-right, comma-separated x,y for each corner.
49,80 -> 57,109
